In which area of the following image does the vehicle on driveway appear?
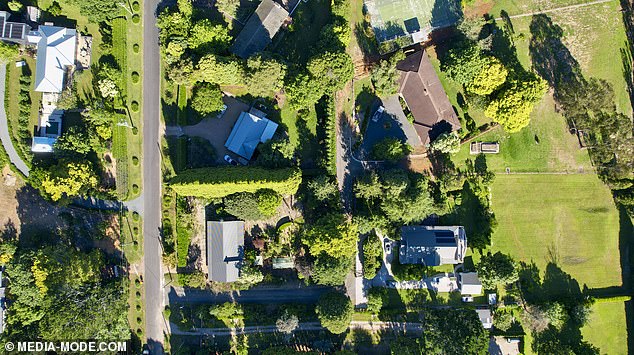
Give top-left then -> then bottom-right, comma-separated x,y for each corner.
384,240 -> 391,254
224,154 -> 238,166
216,104 -> 228,118
371,106 -> 385,122
462,296 -> 474,302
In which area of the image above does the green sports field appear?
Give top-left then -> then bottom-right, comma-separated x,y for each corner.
491,174 -> 622,290
364,0 -> 462,41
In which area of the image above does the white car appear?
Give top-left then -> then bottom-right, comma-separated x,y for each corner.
384,240 -> 391,253
462,296 -> 474,303
216,104 -> 228,118
224,155 -> 238,166
371,106 -> 385,122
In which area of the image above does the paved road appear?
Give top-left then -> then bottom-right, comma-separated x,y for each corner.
0,64 -> 30,177
142,0 -> 164,352
166,285 -> 333,305
169,321 -> 424,336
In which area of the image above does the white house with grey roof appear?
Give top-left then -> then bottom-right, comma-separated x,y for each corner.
458,272 -> 483,295
27,24 -> 76,93
206,221 -> 245,283
399,225 -> 466,266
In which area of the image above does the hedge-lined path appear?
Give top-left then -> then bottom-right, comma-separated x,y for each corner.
0,64 -> 30,177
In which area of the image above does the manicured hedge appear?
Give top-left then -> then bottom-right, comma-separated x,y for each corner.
170,166 -> 302,198
594,295 -> 631,303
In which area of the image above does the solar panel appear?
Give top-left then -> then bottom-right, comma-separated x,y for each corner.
436,237 -> 455,244
435,230 -> 454,238
3,23 -> 11,38
10,23 -> 25,39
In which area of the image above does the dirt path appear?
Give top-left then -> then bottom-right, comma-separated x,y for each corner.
495,0 -> 614,20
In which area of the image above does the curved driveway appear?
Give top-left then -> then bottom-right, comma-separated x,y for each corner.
0,64 -> 30,176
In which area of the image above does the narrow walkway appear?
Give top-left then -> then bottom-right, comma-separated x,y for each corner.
169,321 -> 424,336
0,64 -> 30,177
495,0 -> 613,20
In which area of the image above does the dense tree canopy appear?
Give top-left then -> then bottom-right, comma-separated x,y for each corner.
189,19 -> 232,52
465,59 -> 508,95
362,234 -> 383,279
485,77 -> 547,132
311,254 -> 352,286
246,55 -> 287,97
316,291 -> 353,334
371,52 -> 405,97
476,251 -> 519,289
191,82 -> 225,116
35,161 -> 98,202
430,132 -> 461,154
197,54 -> 246,85
303,213 -> 357,259
422,308 -> 488,354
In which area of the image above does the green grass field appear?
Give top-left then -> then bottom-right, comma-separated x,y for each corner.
491,174 -> 622,290
486,0 -> 612,17
500,0 -> 631,115
452,95 -> 592,172
581,301 -> 628,355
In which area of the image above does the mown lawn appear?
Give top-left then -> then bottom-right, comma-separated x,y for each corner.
581,301 -> 628,355
484,0 -> 604,17
452,95 -> 592,172
491,174 -> 621,290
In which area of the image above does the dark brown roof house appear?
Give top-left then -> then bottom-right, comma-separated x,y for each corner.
396,49 -> 460,146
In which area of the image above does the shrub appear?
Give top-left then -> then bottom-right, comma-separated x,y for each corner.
132,1 -> 140,11
132,127 -> 138,135
170,166 -> 302,199
132,156 -> 139,165
130,101 -> 139,112
131,72 -> 140,84
132,212 -> 140,221
178,271 -> 206,289
371,137 -> 411,162
132,184 -> 139,194
367,287 -> 387,314
136,304 -> 142,311
133,44 -> 140,53
362,234 -> 383,279
132,14 -> 140,24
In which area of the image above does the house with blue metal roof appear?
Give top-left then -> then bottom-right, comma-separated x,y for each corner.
224,111 -> 278,160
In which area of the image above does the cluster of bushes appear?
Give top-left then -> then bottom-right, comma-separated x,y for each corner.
222,189 -> 282,221
176,196 -> 193,268
169,166 -> 302,198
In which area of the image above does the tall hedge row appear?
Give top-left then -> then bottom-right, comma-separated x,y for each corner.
169,166 -> 302,198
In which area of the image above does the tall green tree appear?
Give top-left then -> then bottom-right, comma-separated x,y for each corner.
422,308 -> 488,354
476,251 -> 519,289
191,82 -> 225,116
303,213 -> 358,259
316,291 -> 353,334
246,55 -> 287,97
485,77 -> 547,132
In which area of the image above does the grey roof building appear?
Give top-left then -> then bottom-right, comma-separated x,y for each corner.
0,11 -> 30,44
477,308 -> 493,329
231,0 -> 288,58
399,225 -> 466,266
458,272 -> 483,295
206,221 -> 245,283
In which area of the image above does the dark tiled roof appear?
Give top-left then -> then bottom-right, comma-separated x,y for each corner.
397,50 -> 460,145
231,0 -> 288,58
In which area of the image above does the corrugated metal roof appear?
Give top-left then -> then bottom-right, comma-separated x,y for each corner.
206,221 -> 245,283
225,111 -> 278,160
